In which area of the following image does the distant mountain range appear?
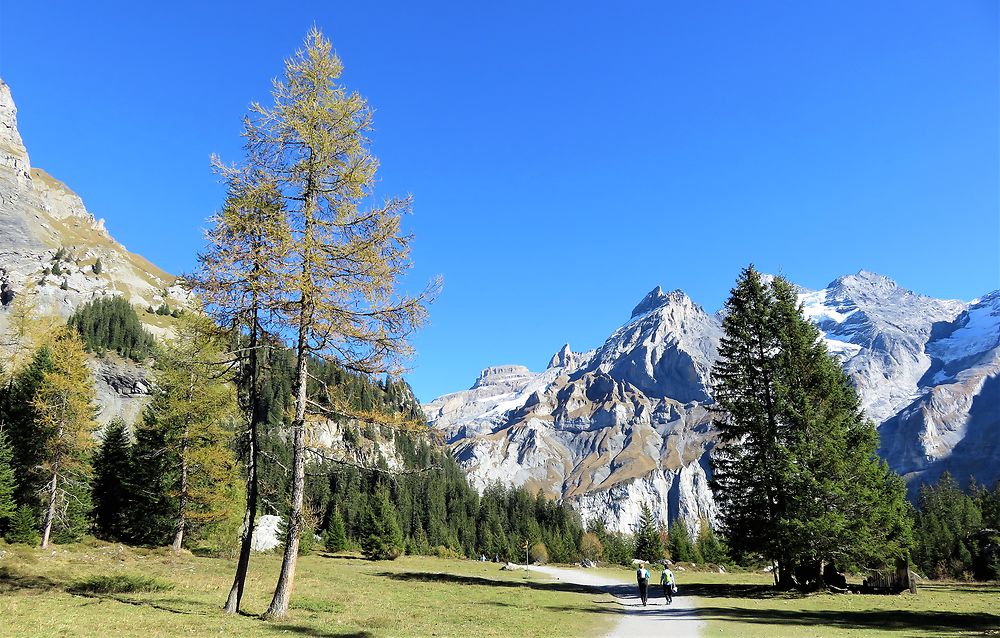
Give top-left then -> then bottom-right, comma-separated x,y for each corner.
426,272 -> 1000,535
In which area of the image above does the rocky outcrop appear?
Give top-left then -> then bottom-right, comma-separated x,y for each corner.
0,78 -> 192,425
428,274 -> 1000,535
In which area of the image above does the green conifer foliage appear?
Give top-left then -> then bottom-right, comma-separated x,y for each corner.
913,473 -> 983,579
668,519 -> 698,563
712,266 -> 912,587
67,296 -> 156,361
123,424 -> 176,545
5,505 -> 39,544
324,506 -> 349,553
695,520 -> 729,565
360,485 -> 404,560
2,345 -> 53,507
92,418 -> 132,540
0,428 -> 16,526
633,503 -> 665,561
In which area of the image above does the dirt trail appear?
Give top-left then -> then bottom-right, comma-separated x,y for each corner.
528,565 -> 703,638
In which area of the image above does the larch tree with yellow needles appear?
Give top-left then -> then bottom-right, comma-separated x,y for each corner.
240,27 -> 437,619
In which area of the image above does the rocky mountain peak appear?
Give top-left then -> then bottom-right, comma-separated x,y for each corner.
0,79 -> 31,182
630,285 -> 695,318
471,365 -> 533,390
826,270 -> 900,301
631,285 -> 667,317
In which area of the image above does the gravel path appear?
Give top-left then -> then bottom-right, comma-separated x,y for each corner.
528,565 -> 703,638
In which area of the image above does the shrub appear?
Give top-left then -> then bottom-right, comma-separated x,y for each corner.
530,542 -> 549,564
69,574 -> 172,594
580,532 -> 604,562
92,259 -> 103,275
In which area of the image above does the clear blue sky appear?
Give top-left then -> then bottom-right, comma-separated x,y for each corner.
1,1 -> 997,402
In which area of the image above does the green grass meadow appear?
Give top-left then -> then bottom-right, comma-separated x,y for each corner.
0,540 -> 613,638
2,541 -> 998,638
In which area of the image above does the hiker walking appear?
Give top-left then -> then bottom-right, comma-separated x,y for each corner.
636,561 -> 650,606
660,564 -> 676,604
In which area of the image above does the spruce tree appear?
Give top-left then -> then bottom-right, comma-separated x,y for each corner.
711,266 -> 792,582
712,267 -> 912,587
4,345 -> 54,507
913,473 -> 982,578
5,505 -> 39,544
124,423 -> 176,545
325,505 -> 348,553
92,417 -> 132,540
633,503 -> 664,561
695,521 -> 729,565
668,519 -> 698,563
360,485 -> 404,560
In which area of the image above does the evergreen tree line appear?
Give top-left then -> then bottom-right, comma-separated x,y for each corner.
0,316 -> 240,551
912,472 -> 1000,581
67,296 -> 156,361
239,343 -> 590,563
586,504 -> 729,568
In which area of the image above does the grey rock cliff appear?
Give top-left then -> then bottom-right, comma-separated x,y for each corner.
0,79 -> 190,425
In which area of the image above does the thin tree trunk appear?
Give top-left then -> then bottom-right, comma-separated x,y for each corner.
172,444 -> 188,552
225,311 -> 262,614
224,436 -> 258,612
264,168 -> 316,620
264,325 -> 309,619
40,471 -> 57,548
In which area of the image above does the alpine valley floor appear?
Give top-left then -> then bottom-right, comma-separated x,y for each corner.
3,540 -> 998,638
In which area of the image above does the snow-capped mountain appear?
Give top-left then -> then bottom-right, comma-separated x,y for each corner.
426,273 -> 1000,534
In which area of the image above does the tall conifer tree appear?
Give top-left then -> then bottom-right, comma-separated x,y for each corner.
92,417 -> 132,540
32,330 -> 97,548
0,427 -> 16,526
198,161 -> 289,613
241,28 -> 436,618
138,315 -> 239,552
712,266 -> 911,587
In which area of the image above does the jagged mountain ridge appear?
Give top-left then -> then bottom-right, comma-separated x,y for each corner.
426,272 -> 1000,535
0,79 -> 192,424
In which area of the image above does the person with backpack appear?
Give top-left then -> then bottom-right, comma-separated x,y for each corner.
660,564 -> 676,604
636,561 -> 650,606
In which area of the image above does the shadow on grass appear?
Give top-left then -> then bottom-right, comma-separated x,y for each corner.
0,565 -> 204,616
0,566 -> 62,593
273,626 -> 374,638
377,570 -> 600,596
696,605 -> 1000,635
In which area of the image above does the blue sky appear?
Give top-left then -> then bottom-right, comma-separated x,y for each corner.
1,1 -> 997,402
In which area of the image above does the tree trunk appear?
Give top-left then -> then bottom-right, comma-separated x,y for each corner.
265,167 -> 316,620
40,471 -> 57,548
225,314 -> 262,614
224,441 -> 258,613
264,315 -> 310,619
776,559 -> 795,590
172,446 -> 188,553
